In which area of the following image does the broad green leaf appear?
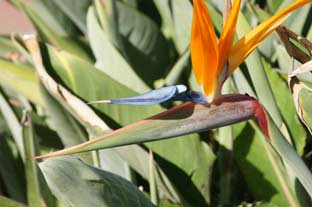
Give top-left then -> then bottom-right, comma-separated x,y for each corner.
154,0 -> 222,54
0,137 -> 26,203
281,3 -> 311,35
0,89 -> 24,158
98,148 -> 132,181
24,36 -> 109,136
29,0 -> 80,36
39,42 -> 161,125
232,68 -> 256,97
165,49 -> 191,86
307,25 -> 312,40
106,145 -> 182,204
24,36 -> 133,178
248,4 -> 276,58
52,0 -> 91,33
262,58 -> 306,155
239,202 -> 279,207
39,84 -> 88,148
11,0 -> 93,61
149,150 -> 158,206
298,88 -> 312,133
40,156 -> 156,207
0,196 -> 28,207
122,0 -> 138,8
267,0 -> 284,13
154,0 -> 192,53
249,4 -> 271,22
22,111 -> 42,207
215,82 -> 238,205
276,44 -> 293,74
112,1 -> 173,87
233,122 -> 301,206
236,12 -> 283,128
147,135 -> 215,206
235,18 -> 301,197
266,114 -> 312,202
94,0 -> 126,56
87,6 -> 149,93
39,83 -> 97,166
40,65 -> 133,179
0,60 -> 43,106
0,36 -> 19,58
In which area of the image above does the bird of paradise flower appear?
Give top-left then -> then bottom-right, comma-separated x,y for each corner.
191,0 -> 311,101
88,0 -> 311,105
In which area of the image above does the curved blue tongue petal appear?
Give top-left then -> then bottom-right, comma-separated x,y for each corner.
88,85 -> 187,105
172,91 -> 208,104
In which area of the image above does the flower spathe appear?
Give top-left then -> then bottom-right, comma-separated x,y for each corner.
191,0 -> 312,101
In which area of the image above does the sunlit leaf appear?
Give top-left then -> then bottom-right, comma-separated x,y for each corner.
40,156 -> 156,207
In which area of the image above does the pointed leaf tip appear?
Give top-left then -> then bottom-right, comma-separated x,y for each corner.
32,94 -> 268,160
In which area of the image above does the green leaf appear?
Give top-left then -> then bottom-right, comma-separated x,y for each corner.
11,0 -> 93,61
233,122 -> 300,206
147,135 -> 215,205
24,36 -> 133,177
24,36 -> 109,136
232,68 -> 256,97
153,0 -> 192,53
236,12 -> 283,127
29,0 -> 80,36
235,19 -> 305,202
149,150 -> 158,206
0,196 -> 28,207
112,1 -> 173,87
39,84 -> 88,148
39,42 -> 161,125
0,137 -> 26,203
87,6 -> 150,93
262,58 -> 306,155
0,36 -> 19,58
282,3 -> 311,35
214,82 -> 238,205
106,145 -> 183,204
122,0 -> 138,8
0,89 -> 24,158
22,111 -> 42,207
52,0 -> 91,33
0,60 -> 43,106
267,0 -> 284,13
39,156 -> 156,207
298,88 -> 312,133
39,83 -> 96,165
165,49 -> 191,86
267,114 -> 312,203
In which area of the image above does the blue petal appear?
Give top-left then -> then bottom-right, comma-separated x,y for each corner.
172,91 -> 208,104
89,85 -> 187,105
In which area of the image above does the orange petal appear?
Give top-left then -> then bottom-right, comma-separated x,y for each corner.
229,0 -> 311,73
218,0 -> 241,72
191,0 -> 218,97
